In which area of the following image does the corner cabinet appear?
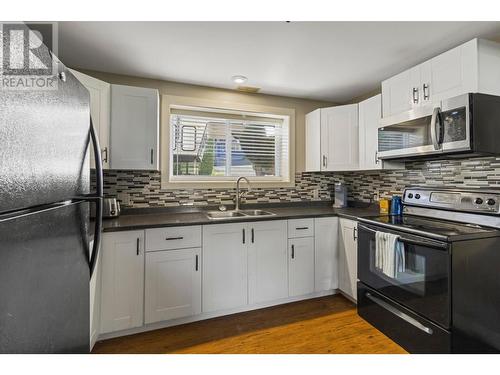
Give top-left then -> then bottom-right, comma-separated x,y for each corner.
110,84 -> 160,170
358,95 -> 403,171
305,104 -> 359,172
70,69 -> 111,169
338,218 -> 358,301
100,230 -> 145,334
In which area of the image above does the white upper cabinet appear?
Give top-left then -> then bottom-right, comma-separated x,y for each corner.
110,84 -> 159,170
382,39 -> 500,118
305,109 -> 322,172
70,69 -> 111,169
381,69 -> 413,118
305,104 -> 359,172
358,95 -> 403,171
248,221 -> 288,304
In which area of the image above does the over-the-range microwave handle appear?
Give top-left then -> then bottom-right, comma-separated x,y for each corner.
431,107 -> 443,151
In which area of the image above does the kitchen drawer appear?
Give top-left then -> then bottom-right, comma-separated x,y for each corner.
146,226 -> 202,251
288,219 -> 314,238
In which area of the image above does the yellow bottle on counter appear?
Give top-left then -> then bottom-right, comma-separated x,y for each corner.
379,198 -> 390,214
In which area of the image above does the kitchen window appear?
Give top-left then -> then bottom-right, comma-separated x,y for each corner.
164,102 -> 293,188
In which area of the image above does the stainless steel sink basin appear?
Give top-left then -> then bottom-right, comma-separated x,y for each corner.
205,211 -> 247,220
239,209 -> 276,217
205,209 -> 276,220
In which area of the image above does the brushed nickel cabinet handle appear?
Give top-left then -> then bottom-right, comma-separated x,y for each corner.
251,228 -> 254,243
102,147 -> 108,163
423,84 -> 430,100
195,254 -> 199,271
291,244 -> 295,259
150,148 -> 154,164
295,227 -> 309,230
412,87 -> 419,104
242,228 -> 246,244
136,238 -> 140,255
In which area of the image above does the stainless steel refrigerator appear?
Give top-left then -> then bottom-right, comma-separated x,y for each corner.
0,26 -> 103,353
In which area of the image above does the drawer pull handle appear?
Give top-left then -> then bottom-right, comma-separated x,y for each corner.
242,229 -> 245,244
291,244 -> 295,259
136,238 -> 140,255
251,228 -> 254,243
365,292 -> 433,335
296,227 -> 309,230
195,254 -> 199,271
165,236 -> 184,241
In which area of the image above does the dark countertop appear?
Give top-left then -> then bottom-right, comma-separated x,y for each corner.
101,201 -> 381,233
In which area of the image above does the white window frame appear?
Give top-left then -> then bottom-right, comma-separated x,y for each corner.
161,95 -> 296,189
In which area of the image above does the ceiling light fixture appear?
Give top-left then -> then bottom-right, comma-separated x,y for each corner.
232,75 -> 248,84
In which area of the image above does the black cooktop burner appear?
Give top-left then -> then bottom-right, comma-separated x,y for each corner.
359,215 -> 500,241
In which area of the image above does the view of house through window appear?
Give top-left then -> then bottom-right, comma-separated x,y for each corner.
170,106 -> 290,183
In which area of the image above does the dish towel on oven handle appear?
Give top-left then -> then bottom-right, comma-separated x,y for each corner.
375,231 -> 405,278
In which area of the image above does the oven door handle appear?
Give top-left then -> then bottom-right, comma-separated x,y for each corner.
366,292 -> 434,335
358,224 -> 448,250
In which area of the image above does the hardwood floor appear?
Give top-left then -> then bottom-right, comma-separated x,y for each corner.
92,294 -> 407,354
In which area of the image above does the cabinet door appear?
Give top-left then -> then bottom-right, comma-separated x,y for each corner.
321,104 -> 359,171
381,69 -> 413,118
314,217 -> 339,292
358,94 -> 382,170
202,223 -> 248,312
426,39 -> 477,104
288,237 -> 315,297
338,219 -> 358,301
248,221 -> 288,304
145,248 -> 201,324
100,231 -> 144,334
110,84 -> 159,170
71,69 -> 111,169
305,109 -> 321,172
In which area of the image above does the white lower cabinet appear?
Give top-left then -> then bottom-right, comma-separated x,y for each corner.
97,215 -> 344,339
145,248 -> 201,324
202,223 -> 249,313
288,237 -> 315,297
314,217 -> 339,292
100,230 -> 144,334
248,220 -> 288,304
338,218 -> 358,301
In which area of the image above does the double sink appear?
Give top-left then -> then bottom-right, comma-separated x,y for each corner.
205,209 -> 276,220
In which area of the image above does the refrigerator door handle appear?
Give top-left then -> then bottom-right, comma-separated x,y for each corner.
87,117 -> 104,278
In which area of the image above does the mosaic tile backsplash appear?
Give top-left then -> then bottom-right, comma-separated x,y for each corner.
101,156 -> 500,208
101,171 -> 337,208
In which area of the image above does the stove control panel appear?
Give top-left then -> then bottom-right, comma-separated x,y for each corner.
403,188 -> 500,214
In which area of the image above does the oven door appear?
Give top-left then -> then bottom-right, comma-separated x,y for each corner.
358,223 -> 451,328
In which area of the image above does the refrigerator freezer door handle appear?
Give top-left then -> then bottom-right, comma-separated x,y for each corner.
88,117 -> 103,278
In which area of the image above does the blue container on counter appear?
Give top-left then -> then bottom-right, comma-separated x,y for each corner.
390,195 -> 403,215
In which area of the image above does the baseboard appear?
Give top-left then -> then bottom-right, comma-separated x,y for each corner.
97,289 -> 338,342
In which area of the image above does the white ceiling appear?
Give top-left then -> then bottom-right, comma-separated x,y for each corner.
59,21 -> 500,102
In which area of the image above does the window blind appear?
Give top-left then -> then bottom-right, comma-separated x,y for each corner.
170,108 -> 289,181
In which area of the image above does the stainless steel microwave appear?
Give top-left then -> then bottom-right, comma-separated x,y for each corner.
378,93 -> 500,160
